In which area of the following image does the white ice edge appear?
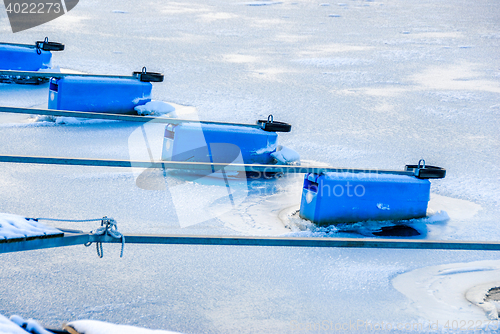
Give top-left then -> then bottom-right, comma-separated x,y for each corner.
393,260 -> 500,324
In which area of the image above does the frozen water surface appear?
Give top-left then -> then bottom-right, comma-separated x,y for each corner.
0,0 -> 499,332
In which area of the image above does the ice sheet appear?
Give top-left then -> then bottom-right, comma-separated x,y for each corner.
0,0 -> 499,332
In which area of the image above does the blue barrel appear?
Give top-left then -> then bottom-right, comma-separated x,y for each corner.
0,45 -> 52,71
162,123 -> 278,166
299,172 -> 431,225
48,76 -> 152,114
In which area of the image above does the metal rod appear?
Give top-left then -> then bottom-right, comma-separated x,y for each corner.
0,42 -> 36,49
1,233 -> 499,254
108,234 -> 500,251
0,106 -> 264,128
0,233 -> 85,254
0,154 -> 418,176
0,69 -> 138,80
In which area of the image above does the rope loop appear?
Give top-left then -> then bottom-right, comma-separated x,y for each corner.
88,216 -> 125,258
418,159 -> 426,169
32,215 -> 124,258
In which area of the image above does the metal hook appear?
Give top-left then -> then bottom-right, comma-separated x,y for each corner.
267,114 -> 274,123
418,159 -> 426,169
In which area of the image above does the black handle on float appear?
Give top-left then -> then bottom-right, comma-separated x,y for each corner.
405,159 -> 446,179
35,37 -> 64,52
257,115 -> 292,132
132,67 -> 164,82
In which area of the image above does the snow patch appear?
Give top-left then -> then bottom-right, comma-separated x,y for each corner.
427,193 -> 481,220
9,315 -> 52,334
253,143 -> 278,155
376,203 -> 390,210
245,1 -> 282,6
55,116 -> 91,125
134,100 -> 177,117
466,283 -> 500,320
68,320 -> 182,334
293,57 -> 368,67
393,260 -> 500,323
282,209 -> 450,238
270,145 -> 300,165
0,314 -> 29,334
0,213 -> 62,240
410,62 -> 500,93
39,66 -> 61,73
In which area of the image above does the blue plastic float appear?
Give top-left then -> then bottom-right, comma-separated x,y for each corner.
163,123 -> 277,164
161,119 -> 299,176
47,68 -> 164,114
299,171 -> 432,225
0,45 -> 52,71
48,76 -> 153,114
0,38 -> 64,84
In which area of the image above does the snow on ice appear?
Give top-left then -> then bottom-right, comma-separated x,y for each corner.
67,320 -> 182,334
270,145 -> 301,165
0,213 -> 61,240
134,100 -> 177,117
0,314 -> 28,334
393,260 -> 500,325
1,315 -> 184,334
